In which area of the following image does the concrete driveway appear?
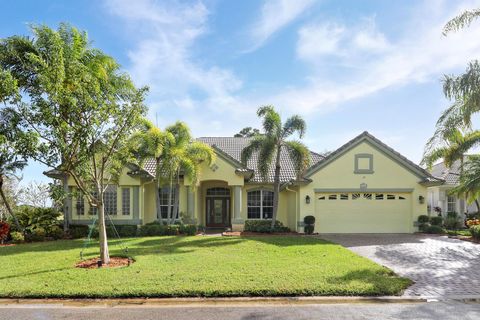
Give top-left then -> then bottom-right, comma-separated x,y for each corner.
320,234 -> 480,297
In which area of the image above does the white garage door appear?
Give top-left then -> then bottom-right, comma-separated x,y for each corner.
315,192 -> 412,233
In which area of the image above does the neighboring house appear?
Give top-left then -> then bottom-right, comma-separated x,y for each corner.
428,159 -> 479,217
45,131 -> 442,233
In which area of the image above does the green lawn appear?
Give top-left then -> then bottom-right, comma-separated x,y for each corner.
0,236 -> 410,298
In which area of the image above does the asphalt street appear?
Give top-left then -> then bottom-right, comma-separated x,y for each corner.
0,301 -> 479,320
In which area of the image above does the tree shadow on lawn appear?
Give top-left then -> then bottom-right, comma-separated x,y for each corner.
240,235 -> 337,247
132,236 -> 246,254
326,269 -> 412,296
0,266 -> 71,281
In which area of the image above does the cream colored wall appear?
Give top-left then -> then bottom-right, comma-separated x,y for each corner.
184,156 -> 244,187
298,141 -> 428,233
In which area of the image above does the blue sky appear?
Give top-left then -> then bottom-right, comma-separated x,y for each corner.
2,0 -> 480,185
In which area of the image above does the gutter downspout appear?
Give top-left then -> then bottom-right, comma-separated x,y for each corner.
285,184 -> 298,232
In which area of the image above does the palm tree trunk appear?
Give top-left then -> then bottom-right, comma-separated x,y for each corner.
0,175 -> 21,231
271,145 -> 282,230
172,171 -> 180,223
167,176 -> 173,225
155,178 -> 162,223
96,192 -> 110,265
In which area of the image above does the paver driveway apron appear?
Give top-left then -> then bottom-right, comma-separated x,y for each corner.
320,234 -> 480,297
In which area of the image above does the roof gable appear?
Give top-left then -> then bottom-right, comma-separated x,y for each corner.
304,131 -> 441,184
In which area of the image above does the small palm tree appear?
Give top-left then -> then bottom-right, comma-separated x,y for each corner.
241,106 -> 311,229
158,122 -> 215,225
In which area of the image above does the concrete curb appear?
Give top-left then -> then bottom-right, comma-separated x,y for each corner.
0,295 -> 479,308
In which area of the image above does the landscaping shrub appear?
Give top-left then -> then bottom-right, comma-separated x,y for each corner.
303,215 -> 316,234
10,231 -> 24,243
12,206 -> 62,241
418,223 -> 430,232
470,225 -> 480,241
0,221 -> 9,243
446,212 -> 458,219
178,224 -> 197,236
444,216 -> 462,230
107,225 -> 138,238
417,215 -> 430,223
430,216 -> 443,226
304,225 -> 314,234
25,227 -> 46,242
466,212 -> 479,220
244,220 -> 290,233
303,215 -> 316,225
425,225 -> 445,234
69,225 -> 90,239
47,225 -> 65,240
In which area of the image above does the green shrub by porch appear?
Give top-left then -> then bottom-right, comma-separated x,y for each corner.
470,225 -> 480,240
244,220 -> 290,233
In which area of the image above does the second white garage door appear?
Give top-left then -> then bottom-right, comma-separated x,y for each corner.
315,192 -> 412,233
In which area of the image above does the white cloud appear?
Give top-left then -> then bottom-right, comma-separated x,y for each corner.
281,0 -> 480,114
104,0 -> 243,112
297,23 -> 345,60
246,0 -> 315,52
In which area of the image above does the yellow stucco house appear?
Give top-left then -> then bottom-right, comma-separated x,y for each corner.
48,131 -> 443,233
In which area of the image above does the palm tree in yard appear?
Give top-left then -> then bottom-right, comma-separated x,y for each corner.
452,156 -> 480,212
241,106 -> 311,230
160,122 -> 215,225
131,120 -> 215,224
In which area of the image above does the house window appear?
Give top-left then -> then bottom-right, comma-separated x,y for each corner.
104,185 -> 117,215
76,192 -> 85,215
375,193 -> 384,200
247,190 -> 274,219
387,194 -> 395,200
159,187 -> 178,220
340,194 -> 348,200
447,195 -> 456,213
89,191 -> 98,215
122,188 -> 131,215
328,194 -> 337,200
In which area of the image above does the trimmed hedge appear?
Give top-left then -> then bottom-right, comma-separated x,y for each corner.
470,225 -> 480,241
303,215 -> 316,225
425,225 -> 445,234
138,222 -> 197,237
430,216 -> 443,226
244,220 -> 290,233
417,215 -> 430,223
69,224 -> 138,239
70,223 -> 196,238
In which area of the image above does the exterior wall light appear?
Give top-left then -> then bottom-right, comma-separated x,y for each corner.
419,195 -> 425,204
305,195 -> 311,204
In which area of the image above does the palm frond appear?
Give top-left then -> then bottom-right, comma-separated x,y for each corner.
443,9 -> 480,35
241,135 -> 266,165
451,156 -> 480,204
257,106 -> 281,136
284,140 -> 311,177
282,115 -> 306,139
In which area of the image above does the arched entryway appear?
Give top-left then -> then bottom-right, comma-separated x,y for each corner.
205,187 -> 231,228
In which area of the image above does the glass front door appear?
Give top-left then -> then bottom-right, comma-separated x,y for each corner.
206,197 -> 230,227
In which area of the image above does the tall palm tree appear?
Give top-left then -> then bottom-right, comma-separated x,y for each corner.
159,122 -> 215,225
241,106 -> 311,229
129,118 -> 171,222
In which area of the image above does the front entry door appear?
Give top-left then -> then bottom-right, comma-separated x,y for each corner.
206,197 -> 230,227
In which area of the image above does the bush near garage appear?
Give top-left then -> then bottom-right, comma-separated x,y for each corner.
417,215 -> 430,223
425,225 -> 446,234
430,216 -> 443,226
303,215 -> 316,235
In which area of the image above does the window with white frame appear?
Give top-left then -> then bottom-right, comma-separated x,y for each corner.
122,188 -> 131,215
104,185 -> 117,215
247,190 -> 273,219
447,195 -> 456,213
159,187 -> 178,220
76,191 -> 85,215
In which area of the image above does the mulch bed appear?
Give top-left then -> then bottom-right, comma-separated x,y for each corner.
0,243 -> 15,247
456,236 -> 480,244
75,256 -> 134,269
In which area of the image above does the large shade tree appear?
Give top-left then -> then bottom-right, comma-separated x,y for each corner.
0,24 -> 147,264
241,106 -> 311,229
